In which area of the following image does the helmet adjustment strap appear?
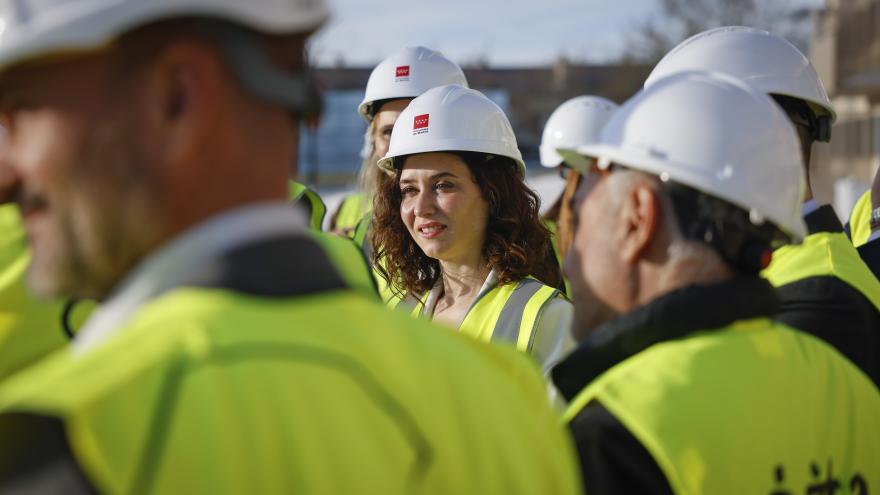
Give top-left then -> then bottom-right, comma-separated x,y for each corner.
196,20 -> 323,121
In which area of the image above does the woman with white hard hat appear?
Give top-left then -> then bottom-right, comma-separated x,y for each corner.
329,46 -> 468,236
372,84 -> 573,373
539,96 -> 618,268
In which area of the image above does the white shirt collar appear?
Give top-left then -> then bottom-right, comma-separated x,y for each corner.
74,201 -> 306,353
801,198 -> 821,218
422,269 -> 498,322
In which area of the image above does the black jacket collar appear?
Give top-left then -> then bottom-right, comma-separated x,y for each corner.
551,277 -> 779,401
805,204 -> 844,235
181,234 -> 348,297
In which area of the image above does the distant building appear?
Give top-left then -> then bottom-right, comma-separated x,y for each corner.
810,0 -> 880,214
305,63 -> 649,187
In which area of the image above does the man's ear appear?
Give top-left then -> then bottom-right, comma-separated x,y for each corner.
136,39 -> 225,168
619,183 -> 661,264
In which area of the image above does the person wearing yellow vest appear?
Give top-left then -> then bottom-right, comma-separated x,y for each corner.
307,228 -> 377,298
551,71 -> 880,494
645,26 -> 880,388
288,180 -> 326,231
372,85 -> 573,373
288,182 -> 378,298
348,209 -> 399,303
328,46 -> 469,237
0,3 -> 582,493
539,96 -> 619,296
330,189 -> 366,235
845,180 -> 880,280
848,190 -> 873,248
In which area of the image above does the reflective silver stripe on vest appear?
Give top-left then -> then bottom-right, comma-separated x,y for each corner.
491,279 -> 546,344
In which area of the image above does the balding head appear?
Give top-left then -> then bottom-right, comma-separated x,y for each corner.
565,167 -> 732,340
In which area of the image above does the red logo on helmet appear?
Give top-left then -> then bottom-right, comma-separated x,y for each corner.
413,114 -> 430,135
396,65 -> 410,78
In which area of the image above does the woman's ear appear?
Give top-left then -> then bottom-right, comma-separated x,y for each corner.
619,183 -> 661,265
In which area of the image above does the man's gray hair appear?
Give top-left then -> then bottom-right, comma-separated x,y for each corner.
607,169 -> 729,286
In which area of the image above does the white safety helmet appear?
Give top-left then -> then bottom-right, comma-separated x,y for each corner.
559,71 -> 807,242
645,26 -> 835,140
377,84 -> 525,176
358,46 -> 468,122
0,0 -> 328,72
539,96 -> 619,167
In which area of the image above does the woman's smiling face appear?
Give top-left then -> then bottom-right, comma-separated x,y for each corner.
399,152 -> 489,264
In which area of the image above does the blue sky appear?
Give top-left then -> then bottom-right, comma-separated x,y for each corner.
309,0 -> 825,67
309,0 -> 658,67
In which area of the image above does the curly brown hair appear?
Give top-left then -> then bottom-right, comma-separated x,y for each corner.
372,151 -> 562,298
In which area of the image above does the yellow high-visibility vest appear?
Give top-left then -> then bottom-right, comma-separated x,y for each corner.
350,213 -> 401,305
307,231 -> 377,298
762,230 -> 880,311
0,288 -> 582,494
288,181 -> 327,231
395,277 -> 562,353
544,219 -> 571,296
563,318 -> 880,494
333,192 -> 370,236
0,205 -> 76,380
849,190 -> 872,247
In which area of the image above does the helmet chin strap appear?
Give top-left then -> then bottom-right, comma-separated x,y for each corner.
203,21 -> 323,121
814,115 -> 832,143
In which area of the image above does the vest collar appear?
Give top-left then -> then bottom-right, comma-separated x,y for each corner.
74,203 -> 345,354
551,276 -> 779,401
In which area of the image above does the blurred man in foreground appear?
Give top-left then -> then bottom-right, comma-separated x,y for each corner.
0,2 -> 580,493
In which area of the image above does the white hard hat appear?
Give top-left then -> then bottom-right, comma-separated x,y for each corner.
539,96 -> 619,167
645,26 -> 835,123
560,71 -> 807,241
358,46 -> 468,122
0,0 -> 328,72
376,84 -> 525,176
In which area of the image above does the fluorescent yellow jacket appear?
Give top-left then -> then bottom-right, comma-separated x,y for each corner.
307,231 -> 377,298
288,181 -> 326,231
393,276 -> 571,371
848,189 -> 872,247
0,234 -> 581,494
333,192 -> 370,235
0,205 -> 75,380
763,230 -> 880,311
544,219 -> 571,296
350,213 -> 400,305
563,318 -> 880,494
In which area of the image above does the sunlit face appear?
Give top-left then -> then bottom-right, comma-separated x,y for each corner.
371,99 -> 410,162
399,152 -> 489,265
563,162 -> 622,341
0,54 -> 166,299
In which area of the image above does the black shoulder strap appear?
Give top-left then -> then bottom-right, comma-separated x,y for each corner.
805,204 -> 844,235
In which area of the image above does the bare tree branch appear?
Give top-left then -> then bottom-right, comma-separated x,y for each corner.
622,0 -> 812,64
